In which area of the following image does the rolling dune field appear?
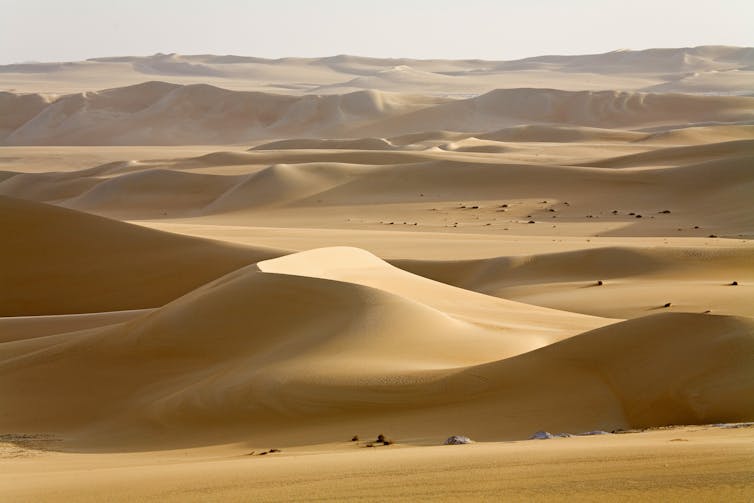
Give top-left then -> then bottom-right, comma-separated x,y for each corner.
1,46 -> 753,501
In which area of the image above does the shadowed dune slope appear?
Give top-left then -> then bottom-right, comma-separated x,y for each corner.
0,91 -> 54,136
0,310 -> 152,343
0,196 -> 283,315
583,139 -> 754,168
203,163 -> 368,213
395,245 -> 754,318
446,312 -> 754,435
476,124 -> 647,143
396,246 -> 754,287
61,168 -> 242,218
256,247 -> 610,335
637,124 -> 754,145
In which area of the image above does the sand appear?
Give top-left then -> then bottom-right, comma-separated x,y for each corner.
1,46 -> 753,501
2,426 -> 753,502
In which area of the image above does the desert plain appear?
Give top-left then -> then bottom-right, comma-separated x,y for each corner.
1,46 -> 753,501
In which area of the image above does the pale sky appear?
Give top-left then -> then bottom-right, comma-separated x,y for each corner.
1,0 -> 752,64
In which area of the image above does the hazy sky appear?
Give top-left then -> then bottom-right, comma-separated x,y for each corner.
1,0 -> 752,64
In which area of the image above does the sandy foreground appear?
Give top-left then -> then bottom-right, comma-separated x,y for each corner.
2,426 -> 753,502
1,46 -> 753,500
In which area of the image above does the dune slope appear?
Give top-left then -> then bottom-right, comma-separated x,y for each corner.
0,195 -> 282,315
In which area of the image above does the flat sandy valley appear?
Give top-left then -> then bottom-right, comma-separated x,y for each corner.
1,47 -> 753,501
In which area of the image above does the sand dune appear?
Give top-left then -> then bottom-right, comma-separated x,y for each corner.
0,309 -> 151,343
397,245 -> 754,318
477,124 -> 647,143
257,247 -> 609,335
203,163 -> 367,213
638,124 -> 754,145
2,82 -> 753,145
0,168 -> 102,201
416,123 -> 754,148
0,91 -> 54,137
0,196 -> 281,315
4,139 -> 752,240
0,248 -> 750,451
252,137 -> 395,150
398,246 -> 754,287
356,89 -> 754,136
205,148 -> 433,165
387,130 -> 468,146
0,82 -> 445,145
2,46 -> 751,97
0,248 -> 601,445
497,45 -> 753,73
585,138 -> 754,167
311,64 -> 478,95
449,312 -> 754,431
131,53 -> 225,77
62,168 -> 241,218
640,69 -> 754,95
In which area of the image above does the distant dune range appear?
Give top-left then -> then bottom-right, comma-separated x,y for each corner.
2,46 -> 752,148
0,45 -> 753,486
2,45 -> 752,96
0,82 -> 448,145
1,83 -> 753,145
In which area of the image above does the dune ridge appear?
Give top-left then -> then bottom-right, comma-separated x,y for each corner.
2,46 -> 752,97
2,83 -> 752,145
355,88 -> 754,136
395,245 -> 754,318
0,83 -> 446,145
